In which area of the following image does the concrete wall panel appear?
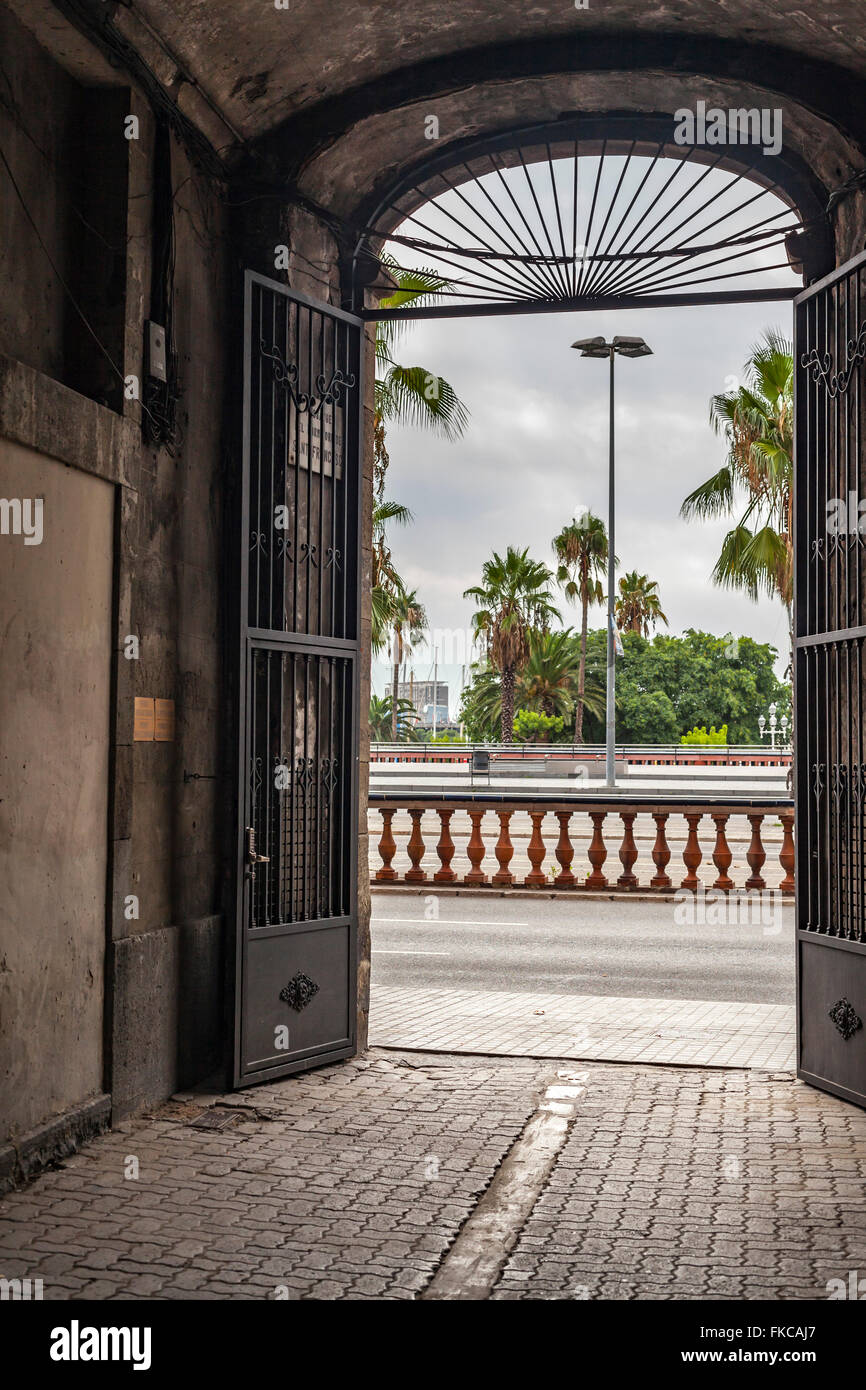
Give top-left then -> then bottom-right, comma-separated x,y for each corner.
0,442 -> 113,1140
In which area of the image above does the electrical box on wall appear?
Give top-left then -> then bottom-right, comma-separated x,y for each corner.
146,320 -> 167,382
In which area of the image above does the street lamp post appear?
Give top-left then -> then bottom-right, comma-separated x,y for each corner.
759,701 -> 789,751
572,335 -> 653,789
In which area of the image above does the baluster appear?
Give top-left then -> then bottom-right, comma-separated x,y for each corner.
681,812 -> 703,892
434,809 -> 457,885
405,809 -> 427,883
493,810 -> 515,887
464,809 -> 488,885
779,810 -> 795,895
586,811 -> 608,889
617,810 -> 639,889
746,812 -> 767,890
711,813 -> 733,892
524,811 -> 547,887
376,808 -> 397,883
554,810 -> 576,888
650,812 -> 672,890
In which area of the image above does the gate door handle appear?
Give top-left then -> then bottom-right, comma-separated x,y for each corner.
245,826 -> 270,865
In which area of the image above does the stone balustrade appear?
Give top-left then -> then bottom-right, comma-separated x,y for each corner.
369,795 -> 795,894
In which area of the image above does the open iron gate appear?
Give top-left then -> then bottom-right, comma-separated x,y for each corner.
795,250 -> 866,1108
233,271 -> 362,1086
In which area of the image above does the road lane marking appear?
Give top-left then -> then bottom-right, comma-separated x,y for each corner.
375,949 -> 452,956
373,917 -> 530,928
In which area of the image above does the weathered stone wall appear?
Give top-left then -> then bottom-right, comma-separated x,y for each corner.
0,4 -> 229,1159
107,112 -> 229,1117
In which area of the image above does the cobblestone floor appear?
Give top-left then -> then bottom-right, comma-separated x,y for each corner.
1,1052 -> 864,1300
495,1065 -> 866,1300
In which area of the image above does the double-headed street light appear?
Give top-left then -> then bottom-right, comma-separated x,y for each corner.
572,335 -> 653,789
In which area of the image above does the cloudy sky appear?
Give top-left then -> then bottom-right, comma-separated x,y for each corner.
372,157 -> 798,718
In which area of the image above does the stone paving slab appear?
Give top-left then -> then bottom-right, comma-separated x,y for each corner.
370,985 -> 796,1070
0,1053 -> 864,1301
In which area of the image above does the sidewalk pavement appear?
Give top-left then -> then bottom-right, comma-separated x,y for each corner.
370,985 -> 796,1069
1,1051 -> 864,1301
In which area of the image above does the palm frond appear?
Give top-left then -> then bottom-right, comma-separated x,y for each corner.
680,465 -> 735,520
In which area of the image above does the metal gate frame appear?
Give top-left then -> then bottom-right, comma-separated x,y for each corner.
232,271 -> 364,1088
795,248 -> 866,1109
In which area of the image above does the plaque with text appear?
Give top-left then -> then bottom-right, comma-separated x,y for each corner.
133,697 -> 154,742
154,698 -> 175,743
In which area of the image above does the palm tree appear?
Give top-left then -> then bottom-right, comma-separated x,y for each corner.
370,260 -> 469,671
615,570 -> 669,635
375,257 -> 469,476
371,497 -> 413,653
464,547 -> 559,742
460,640 -> 605,742
680,329 -> 793,661
389,586 -> 428,739
553,512 -> 608,743
369,693 -> 421,742
521,629 -> 583,719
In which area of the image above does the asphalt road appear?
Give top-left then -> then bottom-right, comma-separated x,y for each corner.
370,894 -> 796,1004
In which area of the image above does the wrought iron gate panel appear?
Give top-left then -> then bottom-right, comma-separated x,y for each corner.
795,250 -> 866,1108
247,279 -> 358,640
234,273 -> 362,1087
248,647 -> 351,930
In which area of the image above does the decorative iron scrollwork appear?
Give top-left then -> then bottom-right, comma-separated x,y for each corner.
280,972 -> 320,1012
812,762 -> 825,802
801,324 -> 866,398
260,342 -> 304,401
325,545 -> 342,571
314,368 -> 356,414
260,341 -> 355,416
321,757 -> 339,795
828,997 -> 862,1040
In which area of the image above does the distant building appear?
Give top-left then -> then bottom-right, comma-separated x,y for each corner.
398,680 -> 449,727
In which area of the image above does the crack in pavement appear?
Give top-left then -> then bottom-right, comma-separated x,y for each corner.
421,1068 -> 588,1300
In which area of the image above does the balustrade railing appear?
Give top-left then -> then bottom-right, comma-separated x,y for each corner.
370,743 -> 791,768
369,794 -> 795,895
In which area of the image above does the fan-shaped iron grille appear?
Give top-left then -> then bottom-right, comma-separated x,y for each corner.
359,132 -> 810,319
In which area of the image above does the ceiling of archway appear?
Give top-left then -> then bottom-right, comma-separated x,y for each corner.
101,1 -> 866,143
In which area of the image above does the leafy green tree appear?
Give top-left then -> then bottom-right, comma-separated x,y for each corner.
552,512 -> 608,742
464,547 -> 560,742
580,627 -> 788,744
680,329 -> 793,668
615,570 -> 669,636
614,688 -> 679,744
